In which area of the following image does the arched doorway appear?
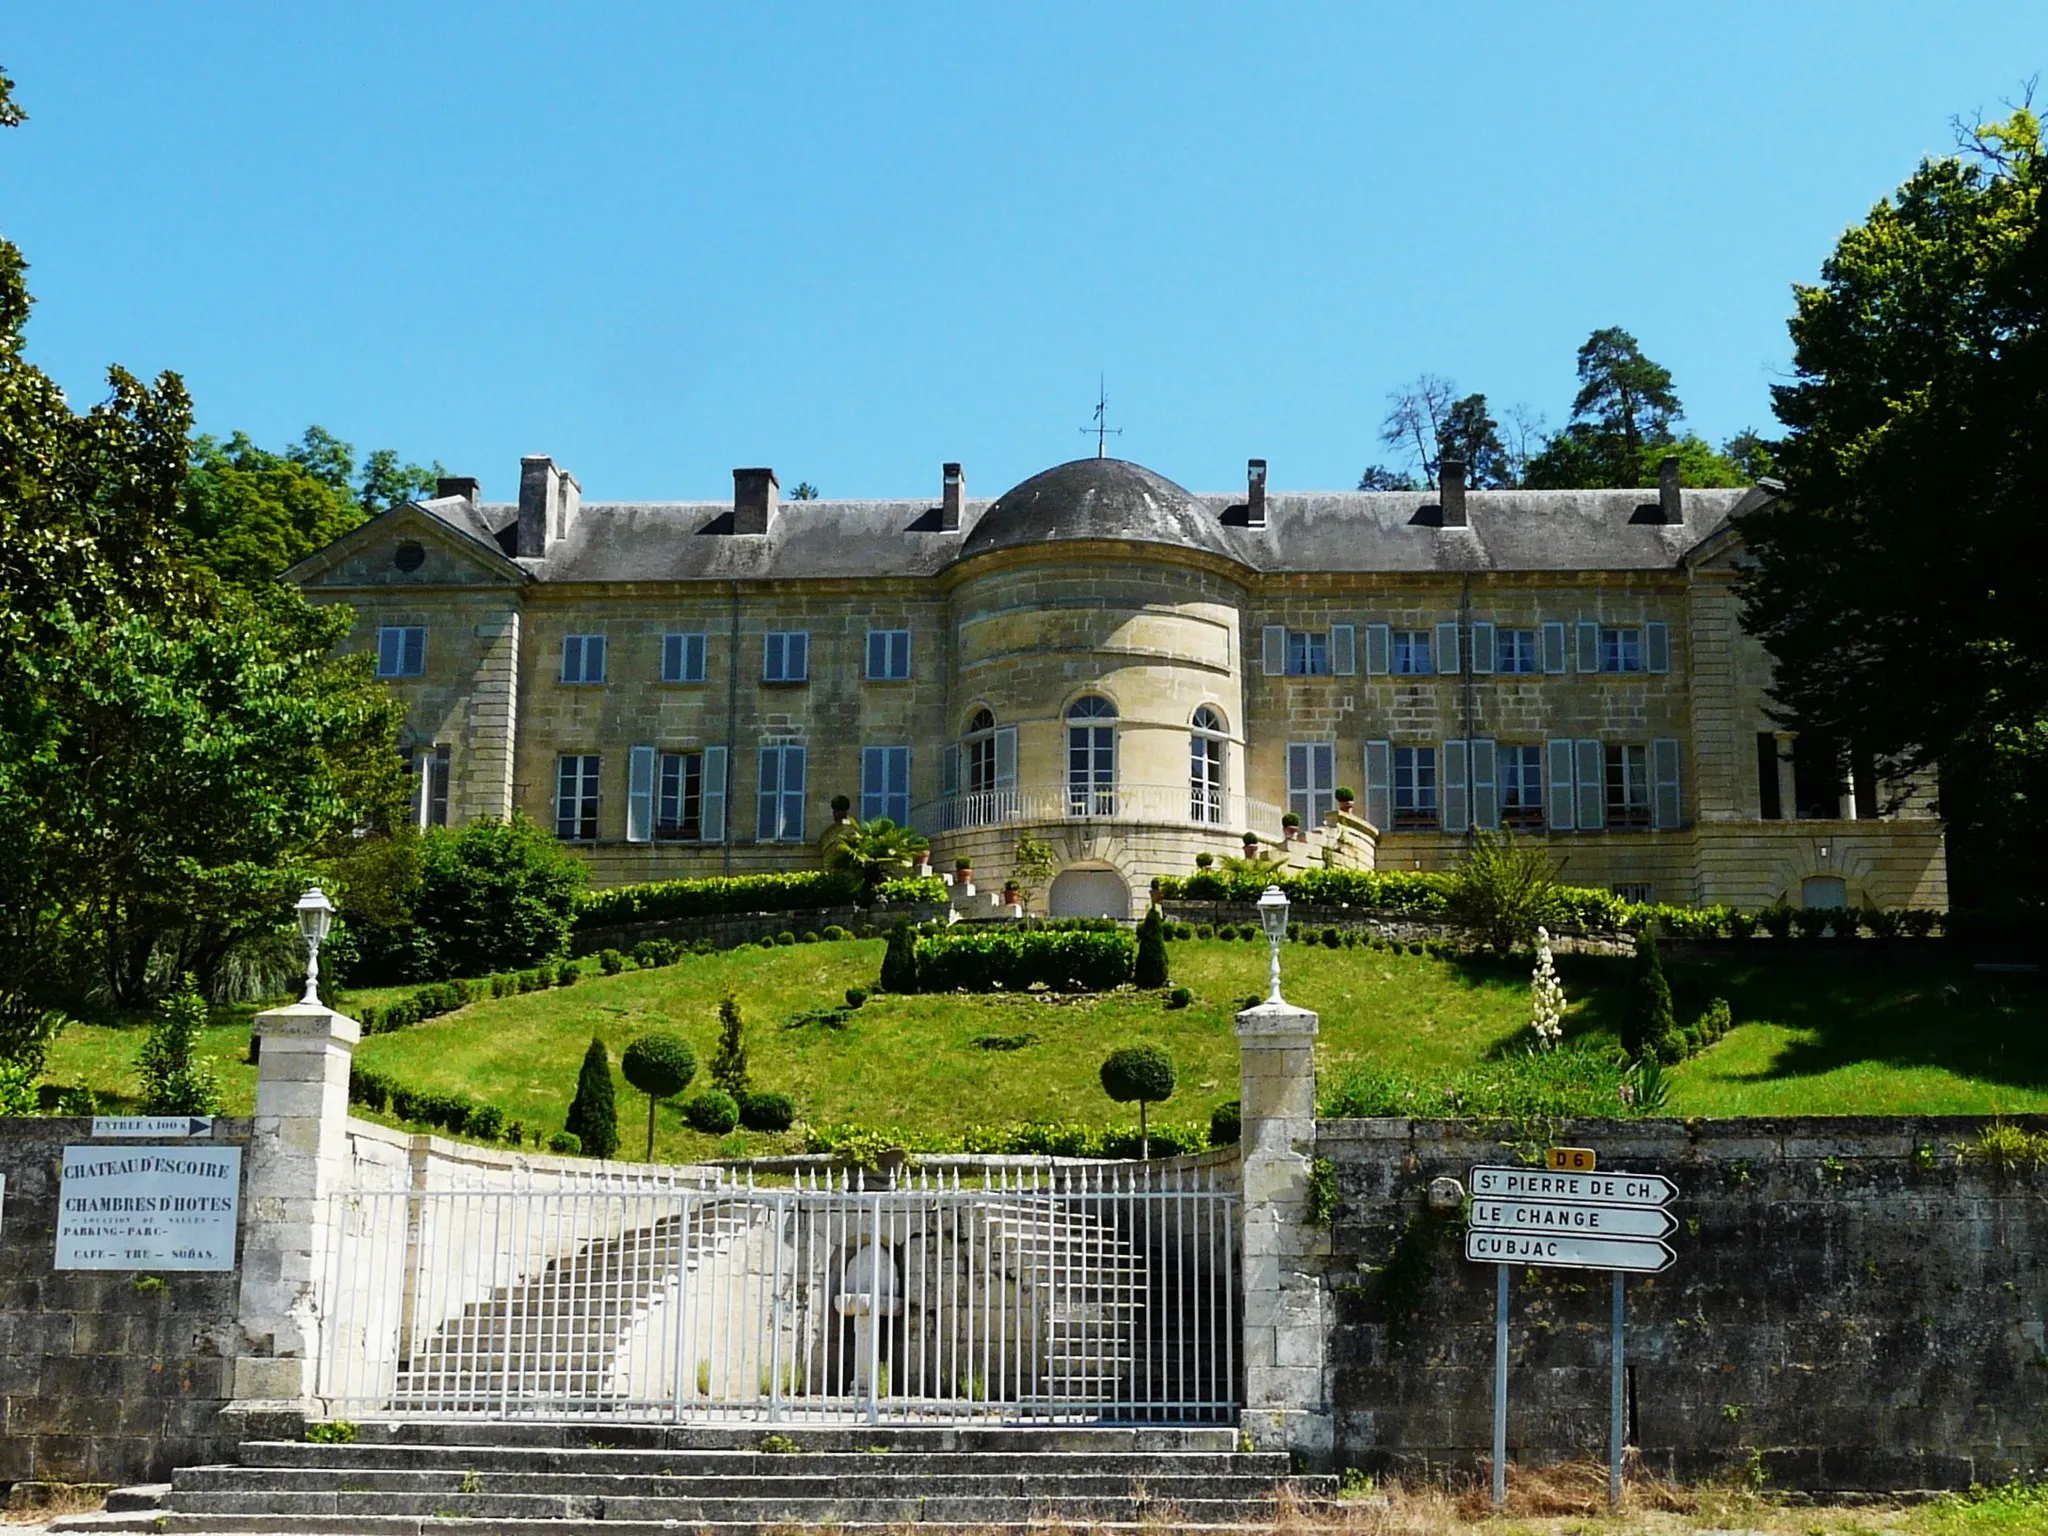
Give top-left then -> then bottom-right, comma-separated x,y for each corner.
1049,867 -> 1130,919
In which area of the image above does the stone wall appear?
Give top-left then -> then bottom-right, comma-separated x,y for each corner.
0,1119 -> 252,1489
1319,1115 -> 2048,1491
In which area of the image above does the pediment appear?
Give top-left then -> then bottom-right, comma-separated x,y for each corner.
284,501 -> 528,590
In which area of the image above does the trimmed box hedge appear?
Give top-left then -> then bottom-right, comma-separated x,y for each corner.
911,927 -> 1135,993
576,870 -> 862,931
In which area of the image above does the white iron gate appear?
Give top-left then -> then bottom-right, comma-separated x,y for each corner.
318,1163 -> 1238,1424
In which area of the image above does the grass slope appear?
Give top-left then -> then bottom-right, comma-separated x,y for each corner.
40,940 -> 2048,1160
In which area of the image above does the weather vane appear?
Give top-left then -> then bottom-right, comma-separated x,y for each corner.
1080,376 -> 1122,458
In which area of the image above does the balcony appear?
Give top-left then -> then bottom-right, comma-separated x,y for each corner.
910,782 -> 1290,843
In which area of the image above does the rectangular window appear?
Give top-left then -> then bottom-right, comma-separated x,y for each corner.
756,744 -> 808,840
1605,744 -> 1651,828
560,634 -> 607,684
1393,746 -> 1439,829
1496,628 -> 1540,675
1391,630 -> 1434,675
376,625 -> 426,678
662,632 -> 707,684
1501,745 -> 1545,828
862,745 -> 911,825
763,631 -> 809,683
865,630 -> 912,681
657,751 -> 706,840
1598,626 -> 1645,674
1284,629 -> 1330,677
555,753 -> 600,840
1612,882 -> 1653,904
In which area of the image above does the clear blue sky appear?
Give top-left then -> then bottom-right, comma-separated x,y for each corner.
3,4 -> 2043,501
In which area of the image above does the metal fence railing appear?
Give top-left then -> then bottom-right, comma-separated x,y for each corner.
317,1161 -> 1238,1425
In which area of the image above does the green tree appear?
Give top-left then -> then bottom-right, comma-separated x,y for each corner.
137,975 -> 224,1116
1100,1044 -> 1177,1157
1739,107 -> 2048,907
1134,906 -> 1170,988
1570,326 -> 1680,467
879,921 -> 919,993
565,1037 -> 619,1159
1011,835 -> 1057,906
1621,926 -> 1679,1063
408,816 -> 585,979
1356,464 -> 1420,491
709,990 -> 749,1095
1439,393 -> 1514,487
620,1032 -> 696,1161
1523,327 -> 1749,490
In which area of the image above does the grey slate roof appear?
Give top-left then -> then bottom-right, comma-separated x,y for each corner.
409,457 -> 1760,584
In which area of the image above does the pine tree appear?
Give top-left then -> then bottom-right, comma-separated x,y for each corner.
1622,926 -> 1677,1063
879,921 -> 919,993
1135,906 -> 1170,989
709,991 -> 749,1096
564,1037 -> 619,1159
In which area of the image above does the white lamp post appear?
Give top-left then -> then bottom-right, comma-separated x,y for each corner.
1257,885 -> 1290,1005
295,886 -> 335,1006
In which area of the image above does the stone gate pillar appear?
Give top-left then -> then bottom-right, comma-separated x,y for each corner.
231,1000 -> 359,1404
1236,998 -> 1331,1460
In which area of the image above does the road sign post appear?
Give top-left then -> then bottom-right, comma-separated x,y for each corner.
1467,1159 -> 1676,1511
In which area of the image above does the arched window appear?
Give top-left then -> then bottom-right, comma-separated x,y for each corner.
1067,696 -> 1117,816
1190,706 -> 1227,825
955,708 -> 1012,827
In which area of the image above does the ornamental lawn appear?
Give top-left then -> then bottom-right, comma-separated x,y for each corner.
39,939 -> 2048,1160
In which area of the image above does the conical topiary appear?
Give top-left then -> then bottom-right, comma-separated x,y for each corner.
565,1037 -> 619,1159
880,921 -> 919,993
1622,925 -> 1678,1063
1135,906 -> 1170,989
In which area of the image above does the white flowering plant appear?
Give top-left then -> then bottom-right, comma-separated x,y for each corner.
1529,926 -> 1565,1052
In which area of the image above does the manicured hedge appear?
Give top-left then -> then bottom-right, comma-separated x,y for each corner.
805,1118 -> 1211,1160
874,876 -> 949,906
911,927 -> 1135,993
575,871 -> 861,931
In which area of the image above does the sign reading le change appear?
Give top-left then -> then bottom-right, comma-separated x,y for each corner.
56,1144 -> 242,1271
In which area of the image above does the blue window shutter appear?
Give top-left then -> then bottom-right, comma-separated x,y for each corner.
1471,738 -> 1498,831
1435,621 -> 1461,675
700,746 -> 727,843
1576,621 -> 1600,673
790,632 -> 808,681
1546,739 -> 1577,830
1541,621 -> 1567,675
1576,739 -> 1605,829
861,746 -> 885,822
1262,625 -> 1285,677
1443,739 -> 1470,833
1365,623 -> 1392,676
662,634 -> 682,682
587,635 -> 605,683
1330,624 -> 1356,676
401,627 -> 425,675
626,745 -> 655,843
1470,621 -> 1495,675
1646,621 -> 1671,674
1364,740 -> 1392,831
1652,737 -> 1682,828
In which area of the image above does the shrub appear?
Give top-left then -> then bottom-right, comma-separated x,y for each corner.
1321,926 -> 1341,948
1622,927 -> 1680,1063
1901,908 -> 1941,938
410,815 -> 585,978
683,1088 -> 740,1134
822,925 -> 851,941
547,1130 -> 582,1155
576,871 -> 861,931
1194,852 -> 1215,869
555,959 -> 580,986
468,1104 -> 505,1142
1216,923 -> 1237,940
799,930 -> 820,944
633,938 -> 680,969
710,991 -> 750,1095
1135,907 -> 1169,988
1792,907 -> 1835,939
621,1032 -> 698,1160
845,986 -> 869,1008
564,1038 -> 619,1160
1100,1044 -> 1177,1154
875,876 -> 948,906
738,1089 -> 796,1132
1862,906 -> 1901,939
1175,922 -> 1195,940
1195,923 -> 1214,939
138,976 -> 224,1117
770,931 -> 793,946
1209,1100 -> 1242,1147
1758,903 -> 1797,939
490,973 -> 514,998
504,1119 -> 525,1145
1725,910 -> 1759,940
879,922 -> 919,992
1343,930 -> 1360,948
1683,997 -> 1733,1056
1166,985 -> 1193,1009
598,948 -> 625,975
913,928 -> 1135,993
1443,832 -> 1558,956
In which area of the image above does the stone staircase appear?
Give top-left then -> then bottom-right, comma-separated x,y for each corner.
62,1423 -> 1333,1534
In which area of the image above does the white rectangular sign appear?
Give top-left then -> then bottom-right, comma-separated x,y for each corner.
92,1116 -> 215,1138
1470,1196 -> 1676,1241
1465,1229 -> 1674,1273
56,1145 -> 242,1271
1469,1165 -> 1675,1209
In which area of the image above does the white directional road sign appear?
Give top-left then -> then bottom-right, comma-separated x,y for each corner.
1469,1196 -> 1676,1241
1465,1229 -> 1675,1273
1469,1165 -> 1675,1209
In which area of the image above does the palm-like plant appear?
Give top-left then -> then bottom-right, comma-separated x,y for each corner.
828,817 -> 931,895
1220,847 -> 1290,879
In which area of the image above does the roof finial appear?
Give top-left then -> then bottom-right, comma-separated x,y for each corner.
1080,375 -> 1122,459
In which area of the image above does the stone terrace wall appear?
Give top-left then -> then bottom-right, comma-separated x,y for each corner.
0,1118 -> 253,1490
1321,1116 -> 2048,1492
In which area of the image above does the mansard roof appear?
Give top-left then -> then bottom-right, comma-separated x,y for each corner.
365,462 -> 1771,587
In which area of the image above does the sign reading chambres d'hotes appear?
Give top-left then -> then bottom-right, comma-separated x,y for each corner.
55,1144 -> 242,1271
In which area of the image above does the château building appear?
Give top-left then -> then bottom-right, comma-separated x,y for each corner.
286,453 -> 1948,917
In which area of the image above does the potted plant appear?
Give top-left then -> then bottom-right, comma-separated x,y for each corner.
955,856 -> 973,881
913,849 -> 931,877
1282,811 -> 1303,840
1334,785 -> 1356,813
830,793 -> 852,824
1242,831 -> 1261,854
1003,878 -> 1022,905
1194,852 -> 1215,870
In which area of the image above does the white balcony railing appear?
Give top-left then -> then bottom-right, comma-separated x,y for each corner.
911,782 -> 1289,841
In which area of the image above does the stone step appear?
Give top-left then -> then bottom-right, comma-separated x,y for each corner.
269,1423 -> 1241,1452
61,1517 -> 1302,1536
104,1485 -> 170,1513
169,1491 -> 1302,1523
236,1444 -> 1279,1476
177,1467 -> 1297,1500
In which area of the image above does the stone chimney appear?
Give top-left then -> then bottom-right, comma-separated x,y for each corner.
733,467 -> 780,536
436,476 -> 481,507
517,456 -> 577,558
941,462 -> 965,532
1658,456 -> 1683,524
1439,457 -> 1468,527
1247,459 -> 1268,528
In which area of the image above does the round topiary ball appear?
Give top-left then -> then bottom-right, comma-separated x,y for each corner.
683,1088 -> 740,1134
738,1089 -> 796,1132
621,1032 -> 697,1102
1100,1044 -> 1177,1106
547,1130 -> 582,1155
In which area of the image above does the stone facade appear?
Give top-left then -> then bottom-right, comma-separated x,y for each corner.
286,456 -> 1947,916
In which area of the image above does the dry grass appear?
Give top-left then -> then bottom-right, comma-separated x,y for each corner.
1,1481 -> 109,1521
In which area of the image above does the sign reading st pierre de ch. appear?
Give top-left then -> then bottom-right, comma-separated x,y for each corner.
55,1144 -> 242,1271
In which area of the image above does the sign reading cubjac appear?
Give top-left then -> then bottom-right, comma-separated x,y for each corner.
55,1145 -> 242,1271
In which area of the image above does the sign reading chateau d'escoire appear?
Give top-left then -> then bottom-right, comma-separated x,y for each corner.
55,1144 -> 242,1272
